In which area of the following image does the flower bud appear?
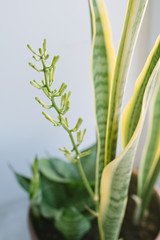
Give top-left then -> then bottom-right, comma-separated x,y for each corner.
52,56 -> 60,67
65,153 -> 77,163
28,62 -> 40,72
43,39 -> 47,53
30,80 -> 41,89
77,131 -> 82,142
42,112 -> 60,126
45,54 -> 49,60
35,97 -> 52,109
75,118 -> 83,131
27,44 -> 36,54
59,83 -> 67,95
39,48 -> 43,55
33,55 -> 39,61
81,128 -> 86,142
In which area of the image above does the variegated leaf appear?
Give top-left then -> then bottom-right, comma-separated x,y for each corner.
105,0 -> 149,165
122,36 -> 160,148
137,76 -> 160,216
99,62 -> 160,240
89,0 -> 115,199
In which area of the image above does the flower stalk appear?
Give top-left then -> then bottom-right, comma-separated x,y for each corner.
28,39 -> 94,199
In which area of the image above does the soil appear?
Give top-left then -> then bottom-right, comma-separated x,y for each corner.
29,173 -> 160,240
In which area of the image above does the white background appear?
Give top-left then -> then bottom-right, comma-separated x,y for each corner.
0,0 -> 159,204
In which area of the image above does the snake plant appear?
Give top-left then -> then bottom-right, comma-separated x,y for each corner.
13,0 -> 160,240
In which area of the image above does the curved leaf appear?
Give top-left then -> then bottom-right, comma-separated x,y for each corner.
137,77 -> 160,216
89,0 -> 115,198
11,168 -> 31,192
99,62 -> 160,240
38,144 -> 97,184
40,174 -> 67,209
39,174 -> 94,213
54,207 -> 91,240
38,158 -> 79,183
105,0 -> 149,165
122,36 -> 160,147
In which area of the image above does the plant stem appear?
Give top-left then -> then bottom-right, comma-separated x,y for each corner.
42,58 -> 94,200
77,158 -> 94,199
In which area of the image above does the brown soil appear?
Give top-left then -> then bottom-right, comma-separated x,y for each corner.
29,173 -> 160,240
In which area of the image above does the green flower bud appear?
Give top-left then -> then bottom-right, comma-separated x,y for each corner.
65,117 -> 69,127
59,147 -> 66,153
42,87 -> 50,97
61,93 -> 67,107
64,153 -> 77,163
30,80 -> 42,89
77,131 -> 82,142
81,128 -> 86,142
33,55 -> 39,61
45,54 -> 49,60
59,83 -> 67,95
49,69 -> 52,84
73,118 -> 83,131
27,44 -> 36,54
79,150 -> 92,158
28,62 -> 40,72
50,67 -> 56,86
42,112 -> 60,126
43,39 -> 47,53
39,48 -> 43,55
52,56 -> 60,67
62,101 -> 70,115
67,91 -> 71,100
35,97 -> 52,109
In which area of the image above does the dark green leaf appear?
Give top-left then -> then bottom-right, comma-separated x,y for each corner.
40,174 -> 67,209
38,158 -> 74,183
41,205 -> 63,219
49,157 -> 80,181
54,207 -> 91,240
11,169 -> 31,192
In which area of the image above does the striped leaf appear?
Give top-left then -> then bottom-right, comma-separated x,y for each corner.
99,63 -> 160,240
105,0 -> 149,165
89,0 -> 115,199
122,36 -> 160,148
137,76 -> 160,216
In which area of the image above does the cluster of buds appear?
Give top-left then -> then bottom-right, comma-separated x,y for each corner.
28,39 -> 90,162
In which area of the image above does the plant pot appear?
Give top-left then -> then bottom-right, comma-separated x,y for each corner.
28,172 -> 160,240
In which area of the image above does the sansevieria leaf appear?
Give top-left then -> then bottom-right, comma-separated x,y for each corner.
99,62 -> 160,240
105,0 -> 149,165
122,36 -> 160,148
137,76 -> 160,216
89,0 -> 115,199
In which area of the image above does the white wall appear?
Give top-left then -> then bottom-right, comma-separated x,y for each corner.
0,0 -> 159,204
